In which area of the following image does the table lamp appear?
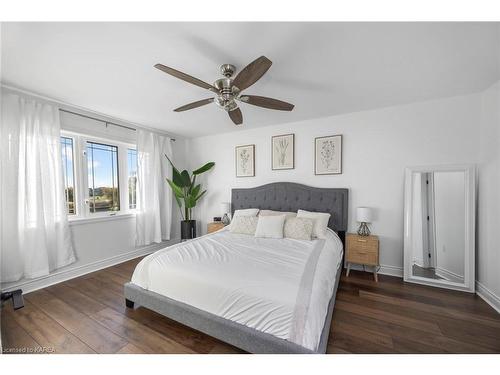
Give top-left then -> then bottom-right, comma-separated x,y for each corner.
221,202 -> 231,225
356,207 -> 373,236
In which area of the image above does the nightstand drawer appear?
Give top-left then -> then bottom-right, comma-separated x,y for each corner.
346,234 -> 379,265
346,233 -> 380,281
350,236 -> 378,247
347,250 -> 378,266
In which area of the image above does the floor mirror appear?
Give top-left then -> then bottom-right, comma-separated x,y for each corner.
403,164 -> 475,292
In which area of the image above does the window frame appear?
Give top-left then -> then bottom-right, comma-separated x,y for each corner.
61,130 -> 137,221
60,135 -> 77,216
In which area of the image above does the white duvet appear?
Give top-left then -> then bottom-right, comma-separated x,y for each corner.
131,227 -> 343,351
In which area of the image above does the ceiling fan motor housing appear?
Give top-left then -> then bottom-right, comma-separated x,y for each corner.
213,77 -> 240,111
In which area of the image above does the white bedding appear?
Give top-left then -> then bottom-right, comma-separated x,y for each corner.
131,227 -> 343,351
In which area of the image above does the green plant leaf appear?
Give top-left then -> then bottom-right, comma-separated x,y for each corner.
180,170 -> 191,187
165,155 -> 185,187
195,190 -> 207,201
193,162 -> 215,175
171,167 -> 184,187
185,194 -> 197,208
166,178 -> 184,199
188,175 -> 196,193
191,184 -> 201,198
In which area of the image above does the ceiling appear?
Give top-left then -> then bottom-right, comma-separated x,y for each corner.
2,22 -> 499,138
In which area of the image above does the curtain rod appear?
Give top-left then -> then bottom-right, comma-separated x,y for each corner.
1,84 -> 177,141
59,108 -> 176,142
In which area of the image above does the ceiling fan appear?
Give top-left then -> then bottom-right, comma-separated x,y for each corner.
154,56 -> 294,125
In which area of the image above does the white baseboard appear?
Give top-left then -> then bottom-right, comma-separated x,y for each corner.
476,281 -> 500,314
379,264 -> 404,277
1,239 -> 179,295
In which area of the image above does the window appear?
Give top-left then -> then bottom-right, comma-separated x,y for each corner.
60,130 -> 136,220
60,136 -> 76,214
86,142 -> 120,213
127,148 -> 137,209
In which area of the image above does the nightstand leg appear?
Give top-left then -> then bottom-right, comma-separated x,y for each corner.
346,262 -> 351,277
373,268 -> 378,282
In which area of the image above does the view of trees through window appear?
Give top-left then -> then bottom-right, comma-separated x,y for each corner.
87,142 -> 120,213
61,137 -> 76,214
128,149 -> 137,209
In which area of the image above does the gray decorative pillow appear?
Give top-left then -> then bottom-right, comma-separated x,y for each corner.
284,217 -> 314,240
229,216 -> 259,235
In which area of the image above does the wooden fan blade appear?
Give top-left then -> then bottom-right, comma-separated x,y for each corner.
228,108 -> 243,125
232,56 -> 272,91
174,98 -> 214,112
239,95 -> 294,111
154,64 -> 217,92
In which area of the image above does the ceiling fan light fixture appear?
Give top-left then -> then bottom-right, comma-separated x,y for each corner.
214,96 -> 238,112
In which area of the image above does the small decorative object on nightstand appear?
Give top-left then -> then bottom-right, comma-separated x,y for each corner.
207,222 -> 225,234
346,233 -> 379,281
221,202 -> 231,225
356,206 -> 373,236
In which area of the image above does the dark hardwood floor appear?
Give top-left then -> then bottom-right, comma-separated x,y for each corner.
2,257 -> 499,354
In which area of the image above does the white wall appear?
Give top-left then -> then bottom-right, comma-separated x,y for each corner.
477,81 -> 500,308
187,93 -> 481,276
433,171 -> 465,281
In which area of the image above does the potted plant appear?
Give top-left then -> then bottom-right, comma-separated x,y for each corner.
165,155 -> 215,240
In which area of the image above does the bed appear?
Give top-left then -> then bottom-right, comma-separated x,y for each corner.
124,182 -> 348,354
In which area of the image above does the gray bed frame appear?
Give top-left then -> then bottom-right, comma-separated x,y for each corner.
124,182 -> 348,354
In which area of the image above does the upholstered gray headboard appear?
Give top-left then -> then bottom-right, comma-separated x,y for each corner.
231,182 -> 348,236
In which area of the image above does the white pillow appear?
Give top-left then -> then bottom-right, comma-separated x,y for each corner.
254,215 -> 286,239
284,217 -> 314,240
229,216 -> 259,235
232,208 -> 259,219
296,209 -> 331,239
259,209 -> 296,218
230,208 -> 259,228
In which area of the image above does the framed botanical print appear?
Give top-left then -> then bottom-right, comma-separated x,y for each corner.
272,133 -> 294,170
314,135 -> 342,175
235,144 -> 255,177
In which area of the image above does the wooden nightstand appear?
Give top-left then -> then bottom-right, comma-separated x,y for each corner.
346,233 -> 379,281
207,222 -> 225,234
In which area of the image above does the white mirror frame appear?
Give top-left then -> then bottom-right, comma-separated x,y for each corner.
403,164 -> 476,293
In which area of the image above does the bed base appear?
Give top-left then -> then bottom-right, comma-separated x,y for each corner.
123,263 -> 341,354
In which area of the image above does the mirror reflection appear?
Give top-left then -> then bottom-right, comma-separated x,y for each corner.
410,171 -> 465,283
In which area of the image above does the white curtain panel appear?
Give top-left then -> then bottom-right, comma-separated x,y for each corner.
0,93 -> 76,282
136,129 -> 173,246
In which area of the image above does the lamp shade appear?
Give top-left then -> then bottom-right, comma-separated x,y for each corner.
220,202 -> 231,214
356,207 -> 373,223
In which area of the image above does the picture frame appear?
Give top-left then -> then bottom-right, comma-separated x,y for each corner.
314,135 -> 342,175
272,133 -> 294,170
235,144 -> 255,177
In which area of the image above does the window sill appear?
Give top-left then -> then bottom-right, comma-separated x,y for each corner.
68,212 -> 136,226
